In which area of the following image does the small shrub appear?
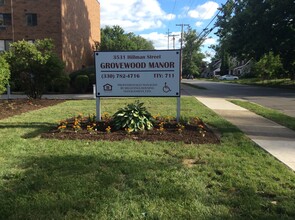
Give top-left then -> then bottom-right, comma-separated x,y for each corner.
112,100 -> 154,132
69,66 -> 95,80
50,75 -> 70,93
0,56 -> 10,94
74,75 -> 89,93
69,66 -> 95,92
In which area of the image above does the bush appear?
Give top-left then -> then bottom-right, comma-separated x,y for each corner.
69,66 -> 95,82
0,56 -> 10,94
88,73 -> 96,86
254,52 -> 283,80
50,75 -> 70,93
112,101 -> 154,132
74,75 -> 89,93
69,66 -> 95,92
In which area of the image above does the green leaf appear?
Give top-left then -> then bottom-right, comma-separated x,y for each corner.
112,100 -> 154,133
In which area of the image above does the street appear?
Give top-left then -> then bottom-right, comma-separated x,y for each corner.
182,79 -> 295,117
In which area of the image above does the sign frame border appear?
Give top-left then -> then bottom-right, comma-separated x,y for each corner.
94,49 -> 181,98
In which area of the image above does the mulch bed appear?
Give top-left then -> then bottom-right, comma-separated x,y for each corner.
41,118 -> 220,144
41,125 -> 220,144
0,99 -> 65,120
0,99 -> 220,144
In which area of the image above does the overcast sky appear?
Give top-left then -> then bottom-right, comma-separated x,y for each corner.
100,0 -> 226,60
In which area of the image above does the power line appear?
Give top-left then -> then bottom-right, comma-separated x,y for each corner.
181,0 -> 196,24
171,0 -> 177,16
197,10 -> 221,39
196,0 -> 235,45
168,0 -> 178,30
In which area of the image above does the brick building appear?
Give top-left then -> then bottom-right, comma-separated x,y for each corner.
0,0 -> 100,72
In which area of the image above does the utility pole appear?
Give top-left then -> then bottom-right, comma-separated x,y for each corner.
169,34 -> 179,49
166,29 -> 171,49
176,24 -> 189,80
175,24 -> 189,123
176,24 -> 190,49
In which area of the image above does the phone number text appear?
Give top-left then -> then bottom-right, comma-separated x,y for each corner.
101,73 -> 140,79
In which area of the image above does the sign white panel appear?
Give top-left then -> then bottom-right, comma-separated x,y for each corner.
95,50 -> 181,97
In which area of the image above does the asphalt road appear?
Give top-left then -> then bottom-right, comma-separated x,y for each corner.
182,79 -> 295,118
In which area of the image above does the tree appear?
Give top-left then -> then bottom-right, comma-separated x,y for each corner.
4,39 -> 65,99
0,55 -> 10,94
129,34 -> 154,50
182,28 -> 205,77
254,52 -> 283,80
220,50 -> 230,75
215,0 -> 295,79
98,25 -> 154,51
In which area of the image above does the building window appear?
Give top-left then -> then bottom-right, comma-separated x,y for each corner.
0,39 -> 12,52
0,40 -> 4,51
0,13 -> 12,26
26,13 -> 37,26
0,0 -> 4,6
27,39 -> 34,43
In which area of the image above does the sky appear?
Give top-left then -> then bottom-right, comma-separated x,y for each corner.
100,0 -> 227,61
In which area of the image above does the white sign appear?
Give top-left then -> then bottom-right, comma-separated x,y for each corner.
95,50 -> 181,97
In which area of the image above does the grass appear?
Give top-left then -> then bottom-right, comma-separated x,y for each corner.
230,99 -> 295,131
229,78 -> 295,90
200,77 -> 295,90
1,97 -> 295,219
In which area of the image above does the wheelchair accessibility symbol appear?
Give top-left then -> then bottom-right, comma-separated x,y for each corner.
163,82 -> 171,93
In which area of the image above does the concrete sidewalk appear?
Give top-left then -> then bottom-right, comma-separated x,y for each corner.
197,97 -> 295,171
182,84 -> 295,171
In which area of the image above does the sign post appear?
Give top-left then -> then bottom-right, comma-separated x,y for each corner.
95,50 -> 181,121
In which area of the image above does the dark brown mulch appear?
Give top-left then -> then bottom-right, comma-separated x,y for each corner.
41,127 -> 219,144
0,99 -> 65,120
41,119 -> 220,144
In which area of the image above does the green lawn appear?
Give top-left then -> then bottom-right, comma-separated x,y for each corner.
230,99 -> 295,131
201,77 -> 295,90
230,78 -> 295,90
0,97 -> 295,219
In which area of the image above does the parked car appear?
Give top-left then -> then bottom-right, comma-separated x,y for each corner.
219,75 -> 239,80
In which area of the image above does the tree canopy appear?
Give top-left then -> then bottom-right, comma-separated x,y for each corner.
215,0 -> 295,79
98,25 -> 154,51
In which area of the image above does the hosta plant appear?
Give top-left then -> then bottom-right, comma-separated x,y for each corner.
112,101 -> 154,132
